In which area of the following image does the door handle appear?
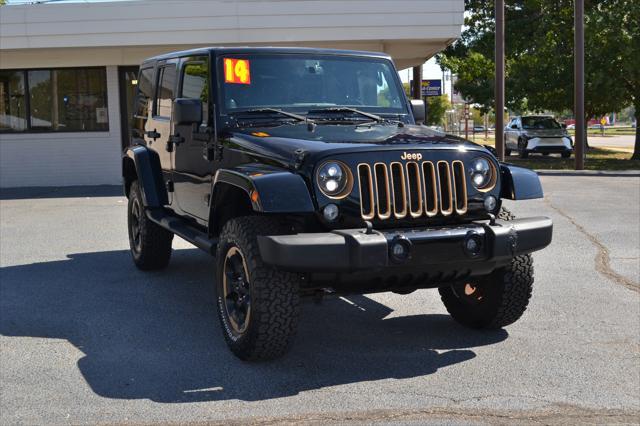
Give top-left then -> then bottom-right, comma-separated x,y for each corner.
169,134 -> 185,145
166,134 -> 185,152
145,129 -> 161,140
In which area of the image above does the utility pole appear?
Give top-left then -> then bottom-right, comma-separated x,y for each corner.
574,0 -> 585,169
495,0 -> 505,161
412,66 -> 422,99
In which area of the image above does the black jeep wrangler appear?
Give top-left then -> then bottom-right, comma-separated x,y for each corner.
123,47 -> 552,360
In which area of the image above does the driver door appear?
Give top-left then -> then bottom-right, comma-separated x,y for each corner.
172,56 -> 214,222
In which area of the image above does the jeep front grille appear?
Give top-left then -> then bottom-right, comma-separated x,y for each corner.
357,160 -> 467,220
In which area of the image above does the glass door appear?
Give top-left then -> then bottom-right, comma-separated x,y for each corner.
118,66 -> 140,150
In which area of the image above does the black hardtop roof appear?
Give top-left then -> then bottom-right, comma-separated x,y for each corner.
142,46 -> 392,65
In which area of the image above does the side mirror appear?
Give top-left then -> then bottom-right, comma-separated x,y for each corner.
410,99 -> 426,124
511,124 -> 518,129
173,98 -> 202,126
561,123 -> 567,129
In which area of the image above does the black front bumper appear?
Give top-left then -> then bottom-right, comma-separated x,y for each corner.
258,217 -> 552,276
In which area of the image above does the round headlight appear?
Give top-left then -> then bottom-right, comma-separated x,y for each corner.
317,161 -> 352,198
469,157 -> 495,190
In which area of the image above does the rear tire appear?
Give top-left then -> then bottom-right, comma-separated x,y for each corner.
127,181 -> 173,270
216,216 -> 300,361
438,207 -> 534,329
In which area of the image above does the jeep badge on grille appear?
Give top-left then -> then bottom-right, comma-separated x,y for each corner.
400,152 -> 422,161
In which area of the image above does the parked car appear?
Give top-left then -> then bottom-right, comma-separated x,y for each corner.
504,115 -> 573,158
473,125 -> 485,133
123,47 -> 553,360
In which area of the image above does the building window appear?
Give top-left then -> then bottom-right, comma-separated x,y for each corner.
0,71 -> 27,132
0,67 -> 109,133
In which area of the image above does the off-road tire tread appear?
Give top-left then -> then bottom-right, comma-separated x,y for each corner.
216,216 -> 300,361
128,181 -> 173,270
439,207 -> 534,329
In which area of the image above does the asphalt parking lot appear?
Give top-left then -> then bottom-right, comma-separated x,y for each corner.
1,175 -> 639,425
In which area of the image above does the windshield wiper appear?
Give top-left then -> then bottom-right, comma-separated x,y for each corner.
233,108 -> 314,124
307,107 -> 384,123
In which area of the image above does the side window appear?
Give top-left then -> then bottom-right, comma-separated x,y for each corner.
181,61 -> 209,125
135,66 -> 154,119
155,64 -> 176,118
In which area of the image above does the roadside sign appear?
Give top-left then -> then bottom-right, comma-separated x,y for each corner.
421,79 -> 442,97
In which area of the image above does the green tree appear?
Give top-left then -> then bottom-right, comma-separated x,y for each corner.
426,95 -> 451,125
438,0 -> 639,158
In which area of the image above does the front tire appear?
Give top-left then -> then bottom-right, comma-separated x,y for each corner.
216,216 -> 300,361
561,151 -> 571,158
127,181 -> 173,270
438,208 -> 534,329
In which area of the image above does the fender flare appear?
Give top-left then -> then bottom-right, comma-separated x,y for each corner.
500,163 -> 544,200
122,145 -> 168,208
212,168 -> 315,213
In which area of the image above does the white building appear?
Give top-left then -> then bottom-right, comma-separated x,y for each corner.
0,0 -> 463,187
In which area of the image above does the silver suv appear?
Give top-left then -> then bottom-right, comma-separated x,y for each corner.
505,115 -> 573,158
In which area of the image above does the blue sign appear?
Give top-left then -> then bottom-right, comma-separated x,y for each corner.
421,79 -> 442,97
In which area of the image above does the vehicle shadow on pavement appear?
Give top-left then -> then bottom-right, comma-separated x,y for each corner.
0,249 -> 507,403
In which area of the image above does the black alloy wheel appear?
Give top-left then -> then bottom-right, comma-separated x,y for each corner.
129,196 -> 143,254
451,281 -> 486,306
222,246 -> 252,335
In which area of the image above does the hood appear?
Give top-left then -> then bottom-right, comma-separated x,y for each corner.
224,122 -> 490,167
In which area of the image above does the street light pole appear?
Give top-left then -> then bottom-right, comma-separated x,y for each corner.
574,0 -> 585,170
495,0 -> 505,161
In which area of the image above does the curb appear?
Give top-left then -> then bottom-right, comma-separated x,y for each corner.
536,170 -> 640,177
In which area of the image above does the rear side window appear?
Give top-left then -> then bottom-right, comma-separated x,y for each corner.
135,67 -> 154,118
181,61 -> 209,125
155,64 -> 176,118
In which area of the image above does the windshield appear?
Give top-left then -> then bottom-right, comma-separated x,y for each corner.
218,54 -> 407,116
522,117 -> 561,130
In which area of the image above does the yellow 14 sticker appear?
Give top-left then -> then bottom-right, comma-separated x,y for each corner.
224,58 -> 251,84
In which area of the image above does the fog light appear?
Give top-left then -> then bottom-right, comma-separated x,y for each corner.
464,232 -> 483,257
389,235 -> 412,263
323,204 -> 339,221
484,195 -> 497,212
